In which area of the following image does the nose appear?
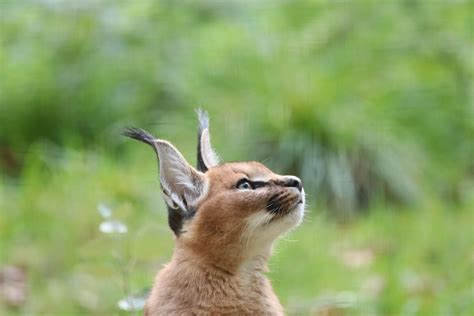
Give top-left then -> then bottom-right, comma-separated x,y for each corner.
284,176 -> 302,192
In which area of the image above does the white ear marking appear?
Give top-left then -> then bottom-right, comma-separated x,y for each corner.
200,128 -> 220,168
196,109 -> 220,171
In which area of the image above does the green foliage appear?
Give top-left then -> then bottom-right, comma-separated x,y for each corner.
1,0 -> 472,210
0,1 -> 182,147
0,2 -> 473,313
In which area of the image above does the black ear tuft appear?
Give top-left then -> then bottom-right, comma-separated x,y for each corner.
123,127 -> 156,147
196,109 -> 210,172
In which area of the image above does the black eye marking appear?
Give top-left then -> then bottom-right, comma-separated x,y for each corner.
252,181 -> 267,189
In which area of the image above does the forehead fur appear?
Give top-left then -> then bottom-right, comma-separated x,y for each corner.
206,162 -> 275,183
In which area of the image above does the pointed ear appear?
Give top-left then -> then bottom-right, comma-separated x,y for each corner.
123,127 -> 206,211
154,139 -> 206,208
196,109 -> 220,172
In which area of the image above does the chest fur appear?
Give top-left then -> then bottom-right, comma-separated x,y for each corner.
144,263 -> 284,316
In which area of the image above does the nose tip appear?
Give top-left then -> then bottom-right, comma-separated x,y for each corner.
284,176 -> 303,192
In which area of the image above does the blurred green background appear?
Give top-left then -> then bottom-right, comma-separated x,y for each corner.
0,0 -> 473,315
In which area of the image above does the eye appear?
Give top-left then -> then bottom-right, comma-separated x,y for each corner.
236,179 -> 253,190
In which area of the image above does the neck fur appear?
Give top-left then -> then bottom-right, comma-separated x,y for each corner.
173,241 -> 272,277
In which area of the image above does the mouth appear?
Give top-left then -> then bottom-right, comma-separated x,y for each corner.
266,192 -> 303,216
263,199 -> 304,227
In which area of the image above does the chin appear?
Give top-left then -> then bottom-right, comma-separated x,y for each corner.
289,202 -> 305,225
276,201 -> 305,233
254,204 -> 305,248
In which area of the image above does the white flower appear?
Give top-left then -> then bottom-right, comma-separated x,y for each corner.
99,220 -> 128,234
118,294 -> 147,311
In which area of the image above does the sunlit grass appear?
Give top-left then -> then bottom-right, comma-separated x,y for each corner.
1,148 -> 472,315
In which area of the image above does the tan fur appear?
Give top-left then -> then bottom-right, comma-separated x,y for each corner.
125,116 -> 304,315
144,162 -> 305,315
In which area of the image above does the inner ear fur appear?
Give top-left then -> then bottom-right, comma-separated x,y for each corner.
154,139 -> 205,204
